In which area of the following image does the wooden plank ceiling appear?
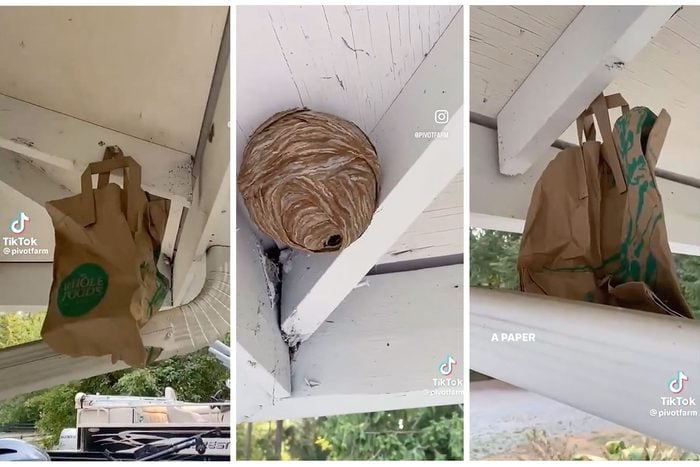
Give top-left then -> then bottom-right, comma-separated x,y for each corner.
0,6 -> 227,154
470,5 -> 700,180
0,6 -> 228,263
237,5 -> 464,265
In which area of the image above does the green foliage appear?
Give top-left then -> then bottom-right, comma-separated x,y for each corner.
113,368 -> 160,397
284,418 -> 328,460
523,428 -> 575,460
236,421 -> 293,461
0,312 -> 47,436
0,393 -> 39,426
469,228 -> 520,289
314,406 -> 463,460
470,228 -> 700,318
146,350 -> 229,403
24,385 -> 77,449
523,430 -> 700,461
0,312 -> 230,449
236,405 -> 464,461
573,438 -> 700,461
0,312 -> 45,349
676,254 -> 700,319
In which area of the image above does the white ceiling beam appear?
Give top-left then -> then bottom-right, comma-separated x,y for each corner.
378,171 -> 464,265
244,391 -> 463,424
280,9 -> 464,345
0,341 -> 149,401
497,5 -> 678,175
236,211 -> 291,423
470,123 -> 700,256
471,287 -> 700,453
0,341 -> 184,402
248,264 -> 463,422
172,64 -> 230,305
0,93 -> 192,204
0,148 -> 182,262
0,149 -> 74,205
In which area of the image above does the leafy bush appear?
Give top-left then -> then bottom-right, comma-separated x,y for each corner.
470,228 -> 700,317
574,439 -> 700,461
0,317 -> 230,449
237,405 -> 464,461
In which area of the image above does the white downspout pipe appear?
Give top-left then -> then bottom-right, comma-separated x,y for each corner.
471,287 -> 700,452
0,246 -> 230,401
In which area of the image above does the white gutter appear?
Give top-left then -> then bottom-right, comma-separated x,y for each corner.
471,287 -> 700,453
0,246 -> 229,401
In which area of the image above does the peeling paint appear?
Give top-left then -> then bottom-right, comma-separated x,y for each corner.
10,137 -> 34,148
304,378 -> 321,387
354,280 -> 370,289
605,60 -> 625,70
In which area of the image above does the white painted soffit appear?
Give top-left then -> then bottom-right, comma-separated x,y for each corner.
242,264 -> 464,423
236,5 -> 465,262
471,5 -> 700,179
0,6 -> 228,155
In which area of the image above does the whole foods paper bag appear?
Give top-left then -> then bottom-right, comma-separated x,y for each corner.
100,146 -> 171,307
42,152 -> 170,366
518,93 -> 693,319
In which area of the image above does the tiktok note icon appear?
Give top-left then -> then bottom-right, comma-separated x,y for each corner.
9,211 -> 29,235
669,370 -> 688,394
439,356 -> 456,376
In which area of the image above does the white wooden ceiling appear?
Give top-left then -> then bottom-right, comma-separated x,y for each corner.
0,6 -> 227,154
237,5 -> 463,265
0,6 -> 229,263
470,5 -> 700,179
470,6 -> 583,118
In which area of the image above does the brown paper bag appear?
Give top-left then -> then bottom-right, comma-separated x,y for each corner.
100,146 -> 171,268
42,151 -> 171,366
518,93 -> 693,319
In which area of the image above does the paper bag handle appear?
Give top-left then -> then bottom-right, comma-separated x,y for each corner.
97,146 -> 127,188
576,112 -> 596,145
592,93 -> 629,194
576,94 -> 628,145
80,156 -> 142,229
577,93 -> 629,194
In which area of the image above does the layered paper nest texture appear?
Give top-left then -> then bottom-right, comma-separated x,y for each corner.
238,108 -> 381,253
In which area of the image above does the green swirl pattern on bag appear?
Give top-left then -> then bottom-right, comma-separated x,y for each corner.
614,107 -> 662,286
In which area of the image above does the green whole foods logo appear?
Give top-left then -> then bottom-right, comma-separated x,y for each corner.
57,263 -> 108,317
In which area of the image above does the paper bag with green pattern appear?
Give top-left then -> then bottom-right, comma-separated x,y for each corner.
42,153 -> 171,367
518,93 -> 692,319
